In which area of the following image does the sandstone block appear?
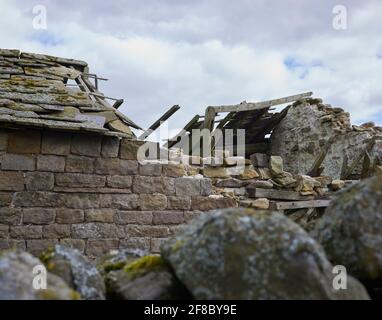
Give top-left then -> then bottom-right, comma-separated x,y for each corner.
71,133 -> 102,157
0,171 -> 24,191
0,208 -> 22,225
25,172 -> 54,191
119,237 -> 150,251
175,177 -> 201,196
200,178 -> 213,196
167,196 -> 191,210
100,194 -> 139,210
37,155 -> 65,172
139,162 -> 162,176
0,224 -> 9,238
1,154 -> 35,171
41,132 -> 71,155
27,239 -> 58,256
11,225 -> 42,239
65,155 -> 94,173
56,173 -> 106,188
13,191 -> 63,207
85,209 -> 115,223
150,238 -> 166,253
7,130 -> 41,154
0,192 -> 12,206
269,156 -> 284,176
106,175 -> 132,188
152,211 -> 184,225
86,239 -> 119,257
162,163 -> 186,177
125,225 -> 169,238
252,198 -> 270,209
101,136 -> 120,158
139,194 -> 167,210
203,166 -> 229,179
59,238 -> 86,253
120,139 -> 145,160
0,239 -> 25,250
72,223 -> 125,239
94,158 -> 138,175
56,209 -> 84,224
43,224 -> 71,239
62,193 -> 100,209
23,208 -> 55,224
133,176 -> 175,195
116,211 -> 152,225
191,196 -> 237,211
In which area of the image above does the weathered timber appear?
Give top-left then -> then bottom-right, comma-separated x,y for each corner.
269,199 -> 331,210
247,188 -> 315,201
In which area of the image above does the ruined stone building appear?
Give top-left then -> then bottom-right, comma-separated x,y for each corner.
1,49 -> 381,259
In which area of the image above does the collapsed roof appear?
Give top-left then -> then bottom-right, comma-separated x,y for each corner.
0,49 -> 141,138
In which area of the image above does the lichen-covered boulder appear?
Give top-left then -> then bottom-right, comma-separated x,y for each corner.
41,245 -> 105,300
0,249 -> 80,300
161,208 -> 369,300
105,255 -> 191,300
313,175 -> 382,280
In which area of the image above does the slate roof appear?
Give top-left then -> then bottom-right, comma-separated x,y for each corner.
0,49 -> 140,138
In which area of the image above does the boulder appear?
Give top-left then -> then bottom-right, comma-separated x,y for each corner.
161,208 -> 369,300
105,255 -> 191,300
0,249 -> 80,300
313,175 -> 382,281
329,179 -> 345,191
41,245 -> 105,300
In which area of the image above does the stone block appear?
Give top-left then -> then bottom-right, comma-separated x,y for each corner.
23,208 -> 55,225
85,209 -> 115,223
56,173 -> 106,188
94,158 -> 138,175
0,207 -> 22,225
62,193 -> 100,209
150,238 -> 166,253
71,223 -> 125,239
86,239 -> 119,257
7,130 -> 41,154
116,211 -> 152,225
13,191 -> 63,207
41,131 -> 71,155
1,154 -> 35,171
250,153 -> 269,168
120,139 -> 145,160
133,176 -> 175,195
43,224 -> 71,239
0,171 -> 24,191
37,155 -> 65,172
11,225 -> 42,239
71,133 -> 102,157
0,192 -> 12,206
106,175 -> 132,188
0,239 -> 25,250
175,177 -> 201,196
27,239 -> 58,256
119,237 -> 150,251
56,209 -> 84,224
124,225 -> 169,238
0,130 -> 7,151
139,193 -> 167,210
0,224 -> 9,238
25,172 -> 54,191
152,211 -> 184,225
101,136 -> 120,157
191,196 -> 237,211
100,194 -> 139,210
162,163 -> 186,177
200,178 -> 213,196
203,166 -> 229,179
139,162 -> 162,176
59,238 -> 85,253
65,155 -> 94,173
167,196 -> 191,210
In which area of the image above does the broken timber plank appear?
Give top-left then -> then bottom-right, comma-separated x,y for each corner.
307,135 -> 337,177
247,188 -> 315,201
269,199 -> 331,211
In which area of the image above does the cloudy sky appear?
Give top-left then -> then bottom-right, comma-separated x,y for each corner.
1,0 -> 382,137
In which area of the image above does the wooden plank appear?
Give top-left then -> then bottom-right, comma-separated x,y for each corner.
138,105 -> 180,140
210,92 -> 313,113
307,135 -> 337,176
247,188 -> 315,201
269,199 -> 331,210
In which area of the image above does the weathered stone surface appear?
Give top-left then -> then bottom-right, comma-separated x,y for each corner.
203,166 -> 229,179
41,131 -> 71,155
215,178 -> 246,188
120,237 -> 151,251
133,176 -> 175,195
139,194 -> 167,210
71,134 -> 102,157
0,250 -> 79,300
13,191 -> 63,207
86,239 -> 119,257
100,194 -> 139,210
329,179 -> 345,191
167,196 -> 191,210
247,180 -> 273,189
37,155 -> 65,172
27,239 -> 58,256
175,177 -> 201,196
257,167 -> 272,180
106,175 -> 132,188
23,208 -> 55,224
313,175 -> 382,280
41,245 -> 105,299
62,193 -> 100,209
251,198 -> 270,209
0,171 -> 24,191
7,130 -> 41,154
25,172 -> 54,191
162,208 -> 369,300
56,209 -> 84,224
250,153 -> 269,167
152,211 -> 184,225
0,130 -> 7,151
116,211 -> 153,225
162,163 -> 186,177
273,172 -> 297,187
315,176 -> 333,187
0,224 -> 9,238
236,167 -> 259,180
65,155 -> 94,173
43,224 -> 71,239
101,136 -> 120,158
10,225 -> 43,239
1,153 -> 35,171
125,225 -> 169,238
0,208 -> 22,225
139,162 -> 162,176
105,255 -> 191,300
191,196 -> 237,211
85,209 -> 115,223
72,223 -> 125,239
94,158 -> 138,175
200,178 -> 213,196
60,239 -> 86,252
120,139 -> 145,160
0,192 -> 12,206
295,175 -> 321,193
56,173 -> 105,188
150,238 -> 167,253
269,155 -> 283,176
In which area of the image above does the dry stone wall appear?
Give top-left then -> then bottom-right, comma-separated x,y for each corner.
0,128 -> 236,258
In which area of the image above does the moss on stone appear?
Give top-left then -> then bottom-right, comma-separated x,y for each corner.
124,255 -> 166,279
